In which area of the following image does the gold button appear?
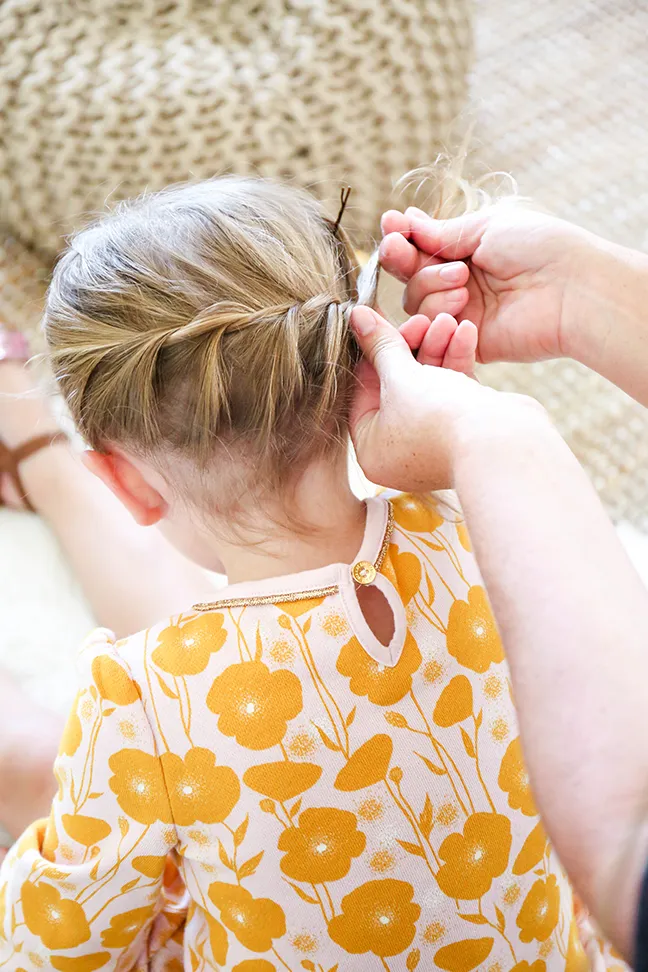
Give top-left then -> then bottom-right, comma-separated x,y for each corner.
352,560 -> 377,585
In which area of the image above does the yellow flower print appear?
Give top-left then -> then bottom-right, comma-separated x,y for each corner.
436,812 -> 512,900
423,659 -> 444,683
436,803 -> 459,827
447,586 -> 504,674
498,737 -> 537,816
370,849 -> 395,873
208,882 -> 286,952
503,883 -> 521,905
510,963 -> 546,972
152,613 -> 227,676
328,879 -> 420,957
21,880 -> 91,950
162,746 -> 240,825
100,906 -> 153,947
434,938 -> 494,972
321,612 -> 348,637
539,939 -> 554,959
232,962 -> 276,972
108,749 -> 172,824
205,913 -> 228,965
513,822 -> 547,875
244,760 -> 322,802
291,932 -> 318,952
91,654 -> 140,706
50,955 -> 111,971
276,596 -> 325,618
207,661 -> 302,749
393,494 -> 444,534
287,730 -> 317,758
491,718 -> 509,742
433,675 -> 474,727
62,814 -> 111,847
118,719 -> 136,740
358,797 -> 384,821
484,674 -> 501,699
335,735 -> 393,791
278,807 -> 366,882
269,640 -> 294,664
423,921 -> 445,944
132,855 -> 167,878
382,546 -> 422,605
59,694 -> 83,757
336,632 -> 421,706
516,875 -> 560,943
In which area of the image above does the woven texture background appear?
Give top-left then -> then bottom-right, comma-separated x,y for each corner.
471,0 -> 648,528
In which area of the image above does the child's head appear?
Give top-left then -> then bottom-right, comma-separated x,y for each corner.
45,177 -> 377,558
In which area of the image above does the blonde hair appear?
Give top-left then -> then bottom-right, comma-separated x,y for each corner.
45,177 -> 381,511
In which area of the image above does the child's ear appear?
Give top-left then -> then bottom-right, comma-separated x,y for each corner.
83,450 -> 168,526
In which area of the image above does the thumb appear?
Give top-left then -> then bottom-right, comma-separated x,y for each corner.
350,306 -> 425,380
406,207 -> 489,261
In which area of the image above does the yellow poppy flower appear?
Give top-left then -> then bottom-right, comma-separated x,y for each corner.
100,906 -> 153,948
91,654 -> 140,706
381,546 -> 422,605
446,586 -> 504,674
152,614 -> 227,676
62,813 -> 111,847
21,880 -> 91,950
243,760 -> 322,802
328,879 -> 420,957
436,813 -> 512,900
498,737 -> 537,816
516,875 -> 560,943
132,855 -> 168,878
336,632 -> 421,706
50,955 -> 111,972
433,675 -> 474,727
334,734 -> 393,792
434,937 -> 494,972
161,746 -> 240,825
278,807 -> 366,882
207,661 -> 302,749
392,494 -> 444,534
208,882 -> 286,952
108,748 -> 172,825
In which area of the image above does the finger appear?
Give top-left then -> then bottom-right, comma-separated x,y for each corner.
379,232 -> 440,284
398,313 -> 438,352
350,306 -> 417,380
414,287 -> 470,322
406,209 -> 489,260
380,209 -> 410,237
416,313 -> 459,367
402,261 -> 470,315
442,320 -> 478,376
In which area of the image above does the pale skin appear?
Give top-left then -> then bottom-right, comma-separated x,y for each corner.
1,204 -> 648,964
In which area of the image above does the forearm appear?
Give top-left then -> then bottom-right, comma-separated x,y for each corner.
566,233 -> 648,405
453,406 -> 648,957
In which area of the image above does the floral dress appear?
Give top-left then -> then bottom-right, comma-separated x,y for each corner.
0,493 -> 626,972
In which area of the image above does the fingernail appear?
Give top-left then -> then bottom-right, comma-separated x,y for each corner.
405,206 -> 428,219
439,263 -> 464,283
351,305 -> 377,337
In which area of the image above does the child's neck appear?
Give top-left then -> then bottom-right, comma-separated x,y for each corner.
218,457 -> 367,586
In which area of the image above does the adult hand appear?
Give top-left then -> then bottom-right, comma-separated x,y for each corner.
380,205 -> 594,366
349,306 -> 544,492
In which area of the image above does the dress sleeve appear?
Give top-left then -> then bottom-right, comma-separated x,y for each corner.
0,628 -> 186,969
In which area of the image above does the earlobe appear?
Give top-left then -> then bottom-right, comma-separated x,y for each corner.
82,449 -> 167,526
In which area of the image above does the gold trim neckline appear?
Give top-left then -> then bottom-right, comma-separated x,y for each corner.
193,501 -> 394,612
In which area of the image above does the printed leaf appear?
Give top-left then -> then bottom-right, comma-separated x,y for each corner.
288,882 -> 319,905
397,839 -> 426,858
425,571 -> 436,606
103,707 -> 116,717
233,815 -> 249,848
155,670 -> 179,700
328,966 -> 339,972
513,822 -> 547,875
459,914 -> 489,925
88,793 -> 102,800
421,537 -> 444,552
89,685 -> 98,701
314,723 -> 340,752
89,861 -> 100,881
118,816 -> 130,837
238,851 -> 264,879
475,709 -> 483,729
217,840 -> 234,871
301,963 -> 316,971
303,617 -> 312,634
255,624 -> 263,662
120,878 -> 140,893
495,905 -> 505,932
346,707 -> 356,727
70,778 -> 76,804
43,867 -> 71,880
416,751 -> 446,775
419,794 -> 434,839
461,728 -> 476,759
289,799 -> 302,819
534,867 -> 545,875
407,949 -> 421,970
